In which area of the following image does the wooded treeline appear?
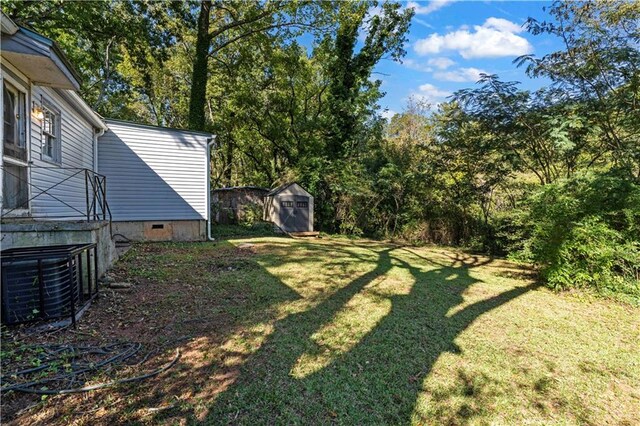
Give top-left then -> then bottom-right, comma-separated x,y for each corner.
4,0 -> 638,300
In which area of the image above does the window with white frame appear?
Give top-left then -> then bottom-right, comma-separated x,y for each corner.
41,103 -> 61,163
2,80 -> 29,212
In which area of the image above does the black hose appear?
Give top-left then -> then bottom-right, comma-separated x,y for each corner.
111,233 -> 132,243
0,342 -> 177,394
8,349 -> 180,395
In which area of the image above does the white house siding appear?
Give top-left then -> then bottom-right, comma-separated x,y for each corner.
1,60 -> 96,220
98,120 -> 211,222
29,85 -> 96,219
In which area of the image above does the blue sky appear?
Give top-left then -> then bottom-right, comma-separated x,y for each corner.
372,0 -> 564,117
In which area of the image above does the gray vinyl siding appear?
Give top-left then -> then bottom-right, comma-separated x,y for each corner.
29,85 -> 95,219
98,120 -> 210,221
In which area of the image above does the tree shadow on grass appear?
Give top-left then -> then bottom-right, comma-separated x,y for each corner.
200,246 -> 537,425
3,240 -> 535,425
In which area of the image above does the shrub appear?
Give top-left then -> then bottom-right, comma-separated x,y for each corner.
485,208 -> 530,256
238,202 -> 264,226
544,218 -> 640,294
522,170 -> 640,302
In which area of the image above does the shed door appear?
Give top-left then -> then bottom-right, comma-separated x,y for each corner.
278,196 -> 309,232
279,199 -> 295,231
294,196 -> 309,232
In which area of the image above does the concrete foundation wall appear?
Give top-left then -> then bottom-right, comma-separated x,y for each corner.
112,220 -> 206,242
1,221 -> 117,277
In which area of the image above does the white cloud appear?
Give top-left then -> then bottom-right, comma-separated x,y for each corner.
403,59 -> 433,72
433,66 -> 488,82
412,83 -> 452,105
418,83 -> 450,97
403,57 -> 455,73
428,57 -> 456,70
413,17 -> 434,29
407,0 -> 456,15
381,109 -> 398,120
483,17 -> 524,34
414,17 -> 532,59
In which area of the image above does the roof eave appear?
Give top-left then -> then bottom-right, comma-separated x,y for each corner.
0,12 -> 19,35
55,89 -> 107,131
1,16 -> 82,91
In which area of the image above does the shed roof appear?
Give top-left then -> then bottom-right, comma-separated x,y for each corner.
267,182 -> 312,197
104,118 -> 215,138
212,186 -> 269,192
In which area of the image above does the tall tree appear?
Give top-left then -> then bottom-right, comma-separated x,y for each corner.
188,0 -> 212,131
519,0 -> 640,177
324,1 -> 413,158
186,0 -> 332,131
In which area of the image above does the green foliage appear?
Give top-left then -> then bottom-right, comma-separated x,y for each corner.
212,223 -> 276,238
521,171 -> 640,301
543,219 -> 640,299
1,0 -> 179,118
324,1 -> 413,159
521,0 -> 640,176
238,202 -> 265,227
452,76 -> 602,185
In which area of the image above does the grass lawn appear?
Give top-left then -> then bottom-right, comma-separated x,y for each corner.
2,236 -> 639,425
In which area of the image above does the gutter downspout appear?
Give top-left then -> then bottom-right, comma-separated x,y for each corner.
93,125 -> 111,237
206,136 -> 217,241
93,127 -> 106,173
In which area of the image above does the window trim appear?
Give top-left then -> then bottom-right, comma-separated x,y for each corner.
40,100 -> 62,164
1,74 -> 31,215
3,80 -> 27,162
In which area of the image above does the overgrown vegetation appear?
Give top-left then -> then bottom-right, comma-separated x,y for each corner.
520,171 -> 640,301
2,0 -> 637,299
212,223 -> 277,238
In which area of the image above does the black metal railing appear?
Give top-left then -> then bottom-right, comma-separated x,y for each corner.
85,170 -> 110,221
1,165 -> 112,226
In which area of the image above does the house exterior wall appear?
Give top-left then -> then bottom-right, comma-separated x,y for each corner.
264,184 -> 314,232
1,61 -> 97,220
1,30 -> 114,274
98,120 -> 212,240
29,85 -> 96,219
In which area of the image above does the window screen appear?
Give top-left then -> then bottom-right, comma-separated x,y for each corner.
2,163 -> 28,210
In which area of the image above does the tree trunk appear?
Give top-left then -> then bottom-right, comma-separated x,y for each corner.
188,0 -> 211,131
225,136 -> 234,186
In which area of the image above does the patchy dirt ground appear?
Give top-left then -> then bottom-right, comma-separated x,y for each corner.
1,237 -> 638,425
1,241 -> 261,425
